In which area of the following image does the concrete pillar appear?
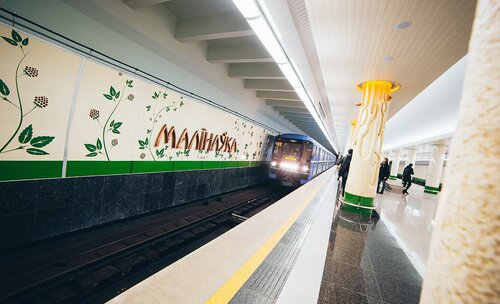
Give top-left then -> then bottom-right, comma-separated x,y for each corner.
389,149 -> 401,180
424,144 -> 446,194
421,1 -> 500,302
344,80 -> 399,216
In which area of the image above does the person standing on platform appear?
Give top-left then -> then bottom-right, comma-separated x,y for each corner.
338,149 -> 353,196
402,163 -> 414,194
335,155 -> 344,172
377,157 -> 390,194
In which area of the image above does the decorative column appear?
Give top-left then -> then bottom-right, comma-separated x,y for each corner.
406,147 -> 417,166
344,80 -> 399,216
421,1 -> 500,302
424,144 -> 446,194
389,149 -> 401,180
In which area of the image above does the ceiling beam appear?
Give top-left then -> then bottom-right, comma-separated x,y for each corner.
175,11 -> 253,42
274,106 -> 309,114
281,113 -> 313,120
244,79 -> 294,92
228,63 -> 284,79
287,118 -> 317,124
256,91 -> 300,101
123,0 -> 171,9
265,100 -> 304,108
207,42 -> 272,63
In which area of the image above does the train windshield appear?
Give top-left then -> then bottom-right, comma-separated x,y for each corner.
274,140 -> 303,159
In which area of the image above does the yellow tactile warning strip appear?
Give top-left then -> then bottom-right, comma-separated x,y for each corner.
206,177 -> 330,304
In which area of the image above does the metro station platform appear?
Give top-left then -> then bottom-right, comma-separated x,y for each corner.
110,168 -> 426,304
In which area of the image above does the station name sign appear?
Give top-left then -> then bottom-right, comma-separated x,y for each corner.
154,124 -> 238,152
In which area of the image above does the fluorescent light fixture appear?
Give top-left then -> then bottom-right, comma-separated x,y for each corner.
232,0 -> 337,151
232,0 -> 260,18
278,62 -> 301,87
247,17 -> 287,64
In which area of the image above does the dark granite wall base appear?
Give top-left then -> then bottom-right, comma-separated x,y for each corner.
0,166 -> 265,250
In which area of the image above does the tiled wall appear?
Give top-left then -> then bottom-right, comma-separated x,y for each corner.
0,166 -> 266,250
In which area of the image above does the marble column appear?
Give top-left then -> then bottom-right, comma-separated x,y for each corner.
344,80 -> 399,216
389,149 -> 401,180
424,144 -> 446,194
421,0 -> 500,302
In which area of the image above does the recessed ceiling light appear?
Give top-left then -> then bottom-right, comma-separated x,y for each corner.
395,21 -> 412,30
384,56 -> 394,62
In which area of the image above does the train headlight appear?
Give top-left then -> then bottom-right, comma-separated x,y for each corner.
271,161 -> 277,167
302,165 -> 309,172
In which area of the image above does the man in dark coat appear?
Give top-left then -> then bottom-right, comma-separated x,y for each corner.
338,149 -> 353,196
402,163 -> 414,194
377,157 -> 390,194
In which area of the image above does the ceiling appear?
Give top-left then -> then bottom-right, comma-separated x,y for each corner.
120,0 -> 334,150
16,0 -> 476,153
303,0 -> 476,150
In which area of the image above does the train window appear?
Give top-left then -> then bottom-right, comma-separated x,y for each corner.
273,141 -> 283,157
282,142 -> 303,159
303,142 -> 313,162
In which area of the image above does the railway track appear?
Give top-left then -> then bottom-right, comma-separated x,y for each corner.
0,185 -> 288,304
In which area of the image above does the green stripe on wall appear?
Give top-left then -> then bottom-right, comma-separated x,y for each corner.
66,161 -> 132,177
201,161 -> 223,169
0,160 -> 263,181
131,161 -> 173,173
173,161 -> 202,171
0,161 -> 62,181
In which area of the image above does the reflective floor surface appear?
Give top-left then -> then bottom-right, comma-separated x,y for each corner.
375,183 -> 439,276
318,207 -> 423,304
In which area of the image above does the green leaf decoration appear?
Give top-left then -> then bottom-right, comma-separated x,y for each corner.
18,124 -> 33,144
0,79 -> 10,96
145,137 -> 149,145
11,29 -> 22,42
103,94 -> 113,100
112,129 -> 120,134
86,152 -> 98,157
96,138 -> 102,150
30,136 -> 55,148
21,37 -> 29,46
110,120 -> 115,127
110,86 -> 116,97
139,140 -> 145,146
113,122 -> 122,129
1,36 -> 17,46
146,105 -> 151,111
85,143 -> 97,152
26,148 -> 49,155
115,91 -> 120,99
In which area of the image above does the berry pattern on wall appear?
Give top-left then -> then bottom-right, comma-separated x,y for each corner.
83,75 -> 134,160
0,29 -> 55,156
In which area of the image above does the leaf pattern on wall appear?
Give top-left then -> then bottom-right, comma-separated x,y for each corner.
83,76 -> 134,160
0,29 -> 55,156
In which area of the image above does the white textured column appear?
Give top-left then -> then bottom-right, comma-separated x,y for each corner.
406,148 -> 417,166
421,0 -> 500,303
389,149 -> 401,180
344,80 -> 399,216
424,144 -> 446,194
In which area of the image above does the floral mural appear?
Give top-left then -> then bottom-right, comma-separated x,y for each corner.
0,29 -> 55,156
0,23 -> 276,181
83,76 -> 134,160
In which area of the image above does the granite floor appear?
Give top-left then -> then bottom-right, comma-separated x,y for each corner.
318,208 -> 423,304
375,183 -> 439,276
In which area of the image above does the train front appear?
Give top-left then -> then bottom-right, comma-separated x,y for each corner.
268,135 -> 312,186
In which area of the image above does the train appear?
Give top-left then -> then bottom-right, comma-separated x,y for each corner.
266,133 -> 337,186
